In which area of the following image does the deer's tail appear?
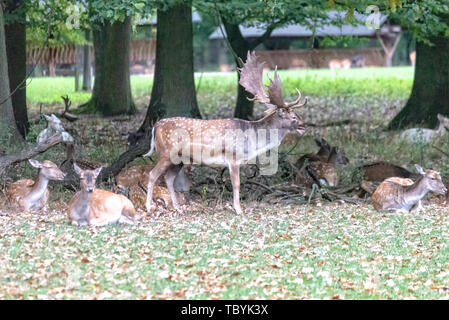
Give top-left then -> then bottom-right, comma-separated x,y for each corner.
143,127 -> 156,158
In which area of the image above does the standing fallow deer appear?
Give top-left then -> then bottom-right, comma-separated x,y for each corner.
400,113 -> 449,143
371,165 -> 446,213
5,159 -> 66,211
68,164 -> 135,226
143,51 -> 308,214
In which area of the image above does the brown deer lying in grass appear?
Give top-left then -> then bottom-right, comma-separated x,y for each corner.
143,51 -> 307,214
116,165 -> 186,210
371,165 -> 446,212
68,164 -> 135,226
5,159 -> 66,211
400,114 -> 449,143
295,139 -> 349,187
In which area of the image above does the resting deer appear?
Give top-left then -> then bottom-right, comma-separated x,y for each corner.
36,114 -> 74,144
371,164 -> 446,212
116,165 -> 187,209
144,51 -> 307,214
5,159 -> 66,211
68,164 -> 135,226
295,140 -> 349,187
400,114 -> 449,143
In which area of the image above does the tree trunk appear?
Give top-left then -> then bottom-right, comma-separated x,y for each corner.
140,4 -> 201,131
82,30 -> 92,91
78,17 -> 135,116
388,36 -> 449,129
4,0 -> 28,138
0,5 -> 22,145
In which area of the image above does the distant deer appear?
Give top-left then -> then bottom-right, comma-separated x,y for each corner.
5,159 -> 66,211
371,164 -> 446,212
143,51 -> 307,214
409,51 -> 416,67
68,164 -> 135,226
329,59 -> 351,70
295,140 -> 349,187
400,113 -> 449,143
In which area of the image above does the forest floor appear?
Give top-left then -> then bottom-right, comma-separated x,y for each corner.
2,67 -> 449,299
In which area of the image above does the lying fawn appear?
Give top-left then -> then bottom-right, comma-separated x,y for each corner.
371,165 -> 447,212
5,159 -> 66,211
295,140 -> 349,187
400,114 -> 449,143
116,165 -> 186,209
144,51 -> 307,214
68,164 -> 135,226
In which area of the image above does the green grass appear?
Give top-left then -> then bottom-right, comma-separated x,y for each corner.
25,67 -> 414,106
1,203 -> 448,299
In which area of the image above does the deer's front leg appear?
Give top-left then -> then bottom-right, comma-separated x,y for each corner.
146,159 -> 172,213
228,164 -> 243,215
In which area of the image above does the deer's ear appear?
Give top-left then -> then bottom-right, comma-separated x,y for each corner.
73,163 -> 83,176
93,167 -> 103,177
29,159 -> 42,168
415,164 -> 425,175
44,114 -> 52,122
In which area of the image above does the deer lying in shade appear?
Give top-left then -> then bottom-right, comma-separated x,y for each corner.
5,159 -> 66,211
115,165 -> 187,210
400,114 -> 449,143
68,164 -> 135,226
143,51 -> 308,215
295,139 -> 349,187
371,165 -> 447,213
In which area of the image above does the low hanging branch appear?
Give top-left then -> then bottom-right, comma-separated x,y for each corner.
0,115 -> 73,174
0,134 -> 64,173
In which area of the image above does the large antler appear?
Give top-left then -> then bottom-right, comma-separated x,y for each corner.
238,51 -> 270,105
238,51 -> 307,109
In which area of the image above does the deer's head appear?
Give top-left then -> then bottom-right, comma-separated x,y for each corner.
437,114 -> 449,130
238,51 -> 307,135
74,163 -> 102,193
29,159 -> 66,181
415,164 -> 447,195
44,114 -> 64,132
328,146 -> 349,165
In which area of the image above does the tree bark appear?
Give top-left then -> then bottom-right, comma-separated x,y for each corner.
4,0 -> 28,138
388,36 -> 449,129
222,18 -> 275,120
0,5 -> 22,145
78,17 -> 135,116
139,3 -> 201,131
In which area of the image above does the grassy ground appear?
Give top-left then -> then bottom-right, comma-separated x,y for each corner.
3,67 -> 449,299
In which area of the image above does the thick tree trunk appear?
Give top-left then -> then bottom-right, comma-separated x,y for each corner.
140,4 -> 201,131
78,17 -> 135,116
388,36 -> 449,129
0,5 -> 22,145
4,0 -> 28,138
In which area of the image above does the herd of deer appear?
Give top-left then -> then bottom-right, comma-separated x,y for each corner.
2,52 -> 447,226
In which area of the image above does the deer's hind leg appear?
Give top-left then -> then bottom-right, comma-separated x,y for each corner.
146,158 -> 172,213
164,164 -> 183,212
228,163 -> 243,215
